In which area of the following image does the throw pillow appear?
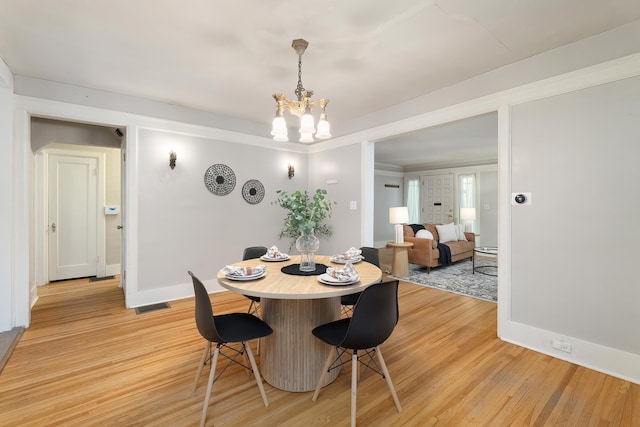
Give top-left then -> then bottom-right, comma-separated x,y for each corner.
409,224 -> 425,235
415,229 -> 434,240
436,222 -> 457,243
456,224 -> 468,241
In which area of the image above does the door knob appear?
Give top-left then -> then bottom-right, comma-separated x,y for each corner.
117,225 -> 123,229
51,222 -> 56,232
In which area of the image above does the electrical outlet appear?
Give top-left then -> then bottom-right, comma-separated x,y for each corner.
551,339 -> 573,353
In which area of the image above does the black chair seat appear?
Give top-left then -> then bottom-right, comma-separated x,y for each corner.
215,312 -> 273,343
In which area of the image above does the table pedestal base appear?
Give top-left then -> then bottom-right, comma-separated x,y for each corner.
261,297 -> 341,392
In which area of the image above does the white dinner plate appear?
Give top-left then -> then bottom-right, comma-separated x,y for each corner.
224,271 -> 267,281
317,273 -> 360,286
260,255 -> 291,262
330,255 -> 363,264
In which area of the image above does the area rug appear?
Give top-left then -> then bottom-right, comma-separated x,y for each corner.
390,259 -> 497,302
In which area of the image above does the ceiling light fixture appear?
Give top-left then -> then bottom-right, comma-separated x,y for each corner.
271,39 -> 331,143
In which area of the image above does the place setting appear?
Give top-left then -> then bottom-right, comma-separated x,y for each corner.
317,262 -> 360,286
220,264 -> 267,281
330,247 -> 364,264
260,245 -> 290,262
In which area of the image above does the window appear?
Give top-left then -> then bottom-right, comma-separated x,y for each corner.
406,177 -> 420,224
458,174 -> 476,232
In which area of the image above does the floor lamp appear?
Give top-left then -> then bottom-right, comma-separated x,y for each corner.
389,207 -> 409,244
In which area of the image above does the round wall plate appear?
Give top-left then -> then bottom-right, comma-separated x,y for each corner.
204,164 -> 236,196
242,179 -> 265,204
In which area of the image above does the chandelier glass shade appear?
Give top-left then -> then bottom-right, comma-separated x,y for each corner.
271,39 -> 331,143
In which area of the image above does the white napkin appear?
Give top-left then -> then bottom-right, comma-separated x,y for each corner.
326,262 -> 360,282
221,265 -> 266,277
333,247 -> 362,260
267,245 -> 288,258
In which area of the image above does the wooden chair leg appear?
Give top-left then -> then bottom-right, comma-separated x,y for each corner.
193,343 -> 210,392
200,345 -> 220,427
242,345 -> 253,376
312,350 -> 335,401
376,346 -> 402,412
351,351 -> 358,427
244,341 -> 269,407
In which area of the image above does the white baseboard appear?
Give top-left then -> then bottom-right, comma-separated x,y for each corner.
30,285 -> 38,309
125,278 -> 227,309
500,319 -> 640,385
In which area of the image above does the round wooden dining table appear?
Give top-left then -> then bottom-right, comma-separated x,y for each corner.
216,255 -> 382,392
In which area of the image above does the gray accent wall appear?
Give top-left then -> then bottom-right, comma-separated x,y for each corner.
136,128 -> 308,291
308,143 -> 363,256
478,170 -> 498,247
373,172 -> 404,244
511,75 -> 640,355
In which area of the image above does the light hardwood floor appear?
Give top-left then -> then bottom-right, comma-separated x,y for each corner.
0,276 -> 638,426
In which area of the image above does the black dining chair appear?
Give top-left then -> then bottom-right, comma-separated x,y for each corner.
312,279 -> 402,427
188,271 -> 273,427
340,246 -> 380,316
242,246 -> 268,315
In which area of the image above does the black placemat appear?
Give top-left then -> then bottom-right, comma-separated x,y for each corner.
281,264 -> 328,276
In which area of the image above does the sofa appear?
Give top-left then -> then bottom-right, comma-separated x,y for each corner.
403,223 -> 475,273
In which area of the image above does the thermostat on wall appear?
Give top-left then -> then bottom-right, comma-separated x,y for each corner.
104,205 -> 120,215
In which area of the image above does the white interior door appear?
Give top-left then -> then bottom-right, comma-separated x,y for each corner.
422,174 -> 454,224
48,154 -> 98,281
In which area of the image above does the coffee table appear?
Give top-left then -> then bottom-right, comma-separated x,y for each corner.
473,246 -> 498,276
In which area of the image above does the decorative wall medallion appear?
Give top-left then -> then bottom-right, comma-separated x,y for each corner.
204,164 -> 236,196
242,179 -> 265,205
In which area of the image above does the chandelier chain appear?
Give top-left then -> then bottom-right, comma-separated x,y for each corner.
295,53 -> 305,101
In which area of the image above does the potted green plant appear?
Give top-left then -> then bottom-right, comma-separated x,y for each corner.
274,188 -> 335,271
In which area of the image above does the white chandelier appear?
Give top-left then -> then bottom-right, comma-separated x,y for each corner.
271,39 -> 331,143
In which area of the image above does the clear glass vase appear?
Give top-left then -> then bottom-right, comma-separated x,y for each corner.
296,229 -> 320,272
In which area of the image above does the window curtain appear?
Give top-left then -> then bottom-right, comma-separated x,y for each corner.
458,174 -> 476,231
406,177 -> 421,224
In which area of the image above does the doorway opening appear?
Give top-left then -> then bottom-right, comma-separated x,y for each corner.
32,117 -> 125,289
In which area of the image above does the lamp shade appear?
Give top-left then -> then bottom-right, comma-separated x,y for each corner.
460,207 -> 476,221
389,207 -> 409,224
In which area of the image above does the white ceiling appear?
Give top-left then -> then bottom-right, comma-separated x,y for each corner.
2,1 -> 639,167
375,112 -> 498,170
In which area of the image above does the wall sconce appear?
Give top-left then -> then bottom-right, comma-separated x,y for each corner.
288,164 -> 295,179
169,150 -> 177,170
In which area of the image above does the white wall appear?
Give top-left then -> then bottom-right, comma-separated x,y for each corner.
0,58 -> 14,331
510,75 -> 640,356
